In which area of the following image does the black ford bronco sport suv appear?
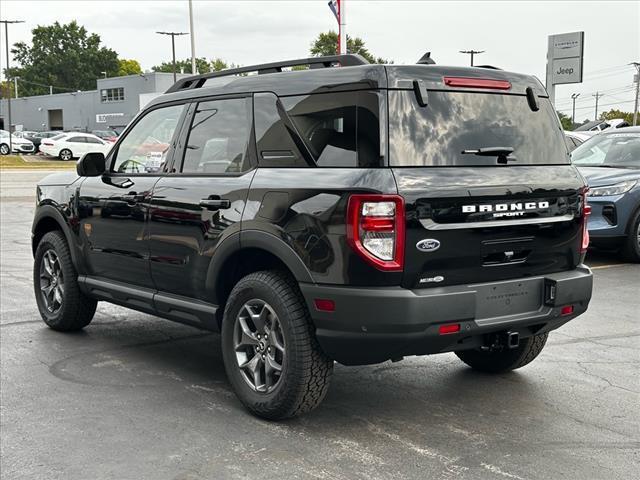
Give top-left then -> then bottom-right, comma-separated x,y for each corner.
32,54 -> 593,419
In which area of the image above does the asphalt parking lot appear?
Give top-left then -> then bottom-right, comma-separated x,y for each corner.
1,170 -> 638,480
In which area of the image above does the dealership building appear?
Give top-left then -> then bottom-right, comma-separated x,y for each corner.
0,72 -> 190,133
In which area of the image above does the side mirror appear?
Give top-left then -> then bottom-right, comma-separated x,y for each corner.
77,152 -> 106,176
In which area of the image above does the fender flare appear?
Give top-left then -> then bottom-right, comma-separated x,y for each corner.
32,205 -> 81,271
206,229 -> 314,304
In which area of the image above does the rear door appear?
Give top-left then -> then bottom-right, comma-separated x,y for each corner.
387,84 -> 587,290
148,96 -> 255,315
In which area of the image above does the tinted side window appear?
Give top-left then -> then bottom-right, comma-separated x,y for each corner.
86,137 -> 103,144
112,104 -> 185,174
254,92 -> 307,167
68,136 -> 86,143
181,98 -> 252,174
281,91 -> 381,167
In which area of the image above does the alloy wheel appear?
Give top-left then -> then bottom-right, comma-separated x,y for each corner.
60,150 -> 72,161
233,299 -> 286,393
39,249 -> 64,313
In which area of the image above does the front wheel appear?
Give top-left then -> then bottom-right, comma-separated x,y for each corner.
621,209 -> 640,263
0,143 -> 9,155
59,149 -> 73,161
455,333 -> 548,373
33,231 -> 97,331
221,271 -> 333,420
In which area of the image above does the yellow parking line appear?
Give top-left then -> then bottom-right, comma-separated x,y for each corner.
590,263 -> 629,270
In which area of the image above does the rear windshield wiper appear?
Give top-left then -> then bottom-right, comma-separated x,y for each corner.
461,147 -> 516,164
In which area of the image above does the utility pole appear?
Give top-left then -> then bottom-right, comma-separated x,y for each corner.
188,0 -> 196,74
459,49 -> 485,66
571,93 -> 580,126
592,92 -> 603,120
1,19 -> 25,147
14,77 -> 19,99
631,62 -> 640,126
156,31 -> 188,83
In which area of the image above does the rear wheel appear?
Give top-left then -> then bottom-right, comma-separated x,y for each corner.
621,209 -> 640,263
33,231 -> 97,331
221,270 -> 333,420
59,149 -> 73,161
455,333 -> 548,373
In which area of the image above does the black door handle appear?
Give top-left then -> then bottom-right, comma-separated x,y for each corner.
199,198 -> 231,210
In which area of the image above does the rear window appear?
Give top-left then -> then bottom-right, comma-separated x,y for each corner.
50,134 -> 66,141
389,91 -> 569,166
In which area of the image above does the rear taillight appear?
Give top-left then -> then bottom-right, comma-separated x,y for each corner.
443,77 -> 512,90
347,194 -> 405,271
42,141 -> 53,146
580,190 -> 591,254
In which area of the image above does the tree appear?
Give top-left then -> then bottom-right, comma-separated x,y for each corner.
599,109 -> 633,124
310,31 -> 391,64
557,111 -> 573,130
117,59 -> 142,76
152,57 -> 212,75
7,21 -> 119,96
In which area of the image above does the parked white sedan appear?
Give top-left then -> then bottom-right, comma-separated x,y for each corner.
39,132 -> 112,160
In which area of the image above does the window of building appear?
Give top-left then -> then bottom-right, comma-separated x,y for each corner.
181,98 -> 252,174
101,87 -> 125,103
111,104 -> 185,174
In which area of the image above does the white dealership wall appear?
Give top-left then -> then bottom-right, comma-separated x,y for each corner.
0,72 -> 189,132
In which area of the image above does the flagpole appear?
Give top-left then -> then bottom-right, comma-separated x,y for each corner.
339,0 -> 346,55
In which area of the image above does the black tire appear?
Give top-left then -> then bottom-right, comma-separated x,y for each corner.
33,231 -> 97,331
620,209 -> 640,263
455,333 -> 548,373
0,143 -> 9,155
221,270 -> 333,420
59,149 -> 73,161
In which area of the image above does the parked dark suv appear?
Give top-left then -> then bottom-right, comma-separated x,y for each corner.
32,55 -> 593,419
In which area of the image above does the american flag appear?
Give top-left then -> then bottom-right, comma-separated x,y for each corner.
328,0 -> 339,22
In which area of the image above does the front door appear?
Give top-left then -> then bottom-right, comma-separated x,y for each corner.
78,102 -> 188,289
148,96 -> 256,306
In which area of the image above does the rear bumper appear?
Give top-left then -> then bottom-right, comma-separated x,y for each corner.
300,266 -> 593,365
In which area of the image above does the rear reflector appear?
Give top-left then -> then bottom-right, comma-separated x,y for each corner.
443,77 -> 512,90
560,305 -> 574,316
314,299 -> 335,312
438,323 -> 461,335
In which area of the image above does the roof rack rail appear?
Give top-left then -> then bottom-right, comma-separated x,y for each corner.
165,54 -> 369,93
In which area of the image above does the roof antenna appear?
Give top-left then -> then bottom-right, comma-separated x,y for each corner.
417,52 -> 436,65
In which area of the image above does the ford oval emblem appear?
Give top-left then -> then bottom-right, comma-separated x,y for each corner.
416,239 -> 441,252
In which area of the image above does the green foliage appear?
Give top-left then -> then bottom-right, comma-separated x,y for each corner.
310,31 -> 391,64
557,111 -> 574,130
0,81 -> 15,99
599,109 -> 634,124
152,57 -> 227,75
7,21 -> 119,96
117,59 -> 142,76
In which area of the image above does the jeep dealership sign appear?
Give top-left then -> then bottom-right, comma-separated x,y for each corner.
546,31 -> 584,105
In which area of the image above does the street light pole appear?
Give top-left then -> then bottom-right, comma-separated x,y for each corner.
156,31 -> 188,83
14,76 -> 19,99
188,0 -> 196,74
571,93 -> 580,126
1,19 -> 25,150
460,49 -> 485,66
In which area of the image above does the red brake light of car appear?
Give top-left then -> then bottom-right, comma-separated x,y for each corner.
347,194 -> 405,272
560,305 -> 574,316
42,142 -> 53,146
443,77 -> 512,90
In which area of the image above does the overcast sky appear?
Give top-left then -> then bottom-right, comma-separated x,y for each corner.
2,0 -> 639,120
